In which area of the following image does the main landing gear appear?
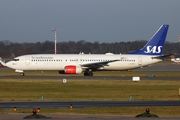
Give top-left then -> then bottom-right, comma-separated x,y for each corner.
84,71 -> 93,76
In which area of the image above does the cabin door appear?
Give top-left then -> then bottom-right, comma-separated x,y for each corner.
25,56 -> 30,65
138,56 -> 142,65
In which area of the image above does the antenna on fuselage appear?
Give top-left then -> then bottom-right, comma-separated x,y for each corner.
51,28 -> 58,54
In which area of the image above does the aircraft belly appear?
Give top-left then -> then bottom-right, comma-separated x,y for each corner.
103,62 -> 138,70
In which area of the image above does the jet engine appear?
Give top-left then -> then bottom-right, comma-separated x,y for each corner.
59,65 -> 82,74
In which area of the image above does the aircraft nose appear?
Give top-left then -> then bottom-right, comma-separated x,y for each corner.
6,61 -> 13,68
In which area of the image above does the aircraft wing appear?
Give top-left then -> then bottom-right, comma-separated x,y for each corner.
80,60 -> 118,69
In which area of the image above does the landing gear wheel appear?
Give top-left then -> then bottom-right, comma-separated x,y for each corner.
84,71 -> 88,76
84,71 -> 93,76
84,72 -> 87,76
89,72 -> 93,76
20,73 -> 25,76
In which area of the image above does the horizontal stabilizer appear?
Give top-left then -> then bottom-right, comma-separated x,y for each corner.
151,54 -> 173,59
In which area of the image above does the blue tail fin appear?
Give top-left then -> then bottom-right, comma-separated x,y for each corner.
129,25 -> 169,55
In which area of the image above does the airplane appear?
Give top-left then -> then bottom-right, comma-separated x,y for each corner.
0,24 -> 169,76
170,55 -> 180,64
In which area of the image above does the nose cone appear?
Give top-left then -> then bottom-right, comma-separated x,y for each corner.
6,61 -> 14,69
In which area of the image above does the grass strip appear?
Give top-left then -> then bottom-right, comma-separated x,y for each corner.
0,80 -> 180,101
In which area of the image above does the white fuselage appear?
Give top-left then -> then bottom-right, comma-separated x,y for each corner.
5,54 -> 161,71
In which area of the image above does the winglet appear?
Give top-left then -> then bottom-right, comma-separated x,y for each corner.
129,25 -> 169,55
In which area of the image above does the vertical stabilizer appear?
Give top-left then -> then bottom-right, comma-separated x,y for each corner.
129,25 -> 169,55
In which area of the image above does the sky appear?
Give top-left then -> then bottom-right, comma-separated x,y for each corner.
0,0 -> 180,43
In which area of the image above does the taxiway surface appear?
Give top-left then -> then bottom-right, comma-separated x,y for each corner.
0,101 -> 180,109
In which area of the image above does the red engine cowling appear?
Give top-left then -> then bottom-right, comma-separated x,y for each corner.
59,65 -> 82,74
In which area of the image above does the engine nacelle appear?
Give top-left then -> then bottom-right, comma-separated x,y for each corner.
59,65 -> 82,74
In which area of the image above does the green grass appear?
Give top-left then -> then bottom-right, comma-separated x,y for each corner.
1,69 -> 180,116
0,79 -> 180,101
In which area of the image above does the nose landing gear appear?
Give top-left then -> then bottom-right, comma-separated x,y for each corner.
20,73 -> 25,76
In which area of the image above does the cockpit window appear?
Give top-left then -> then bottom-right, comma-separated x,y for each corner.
12,59 -> 19,61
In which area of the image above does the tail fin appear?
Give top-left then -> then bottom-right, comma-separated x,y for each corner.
129,25 -> 169,55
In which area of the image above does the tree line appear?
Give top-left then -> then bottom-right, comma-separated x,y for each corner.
0,40 -> 180,58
